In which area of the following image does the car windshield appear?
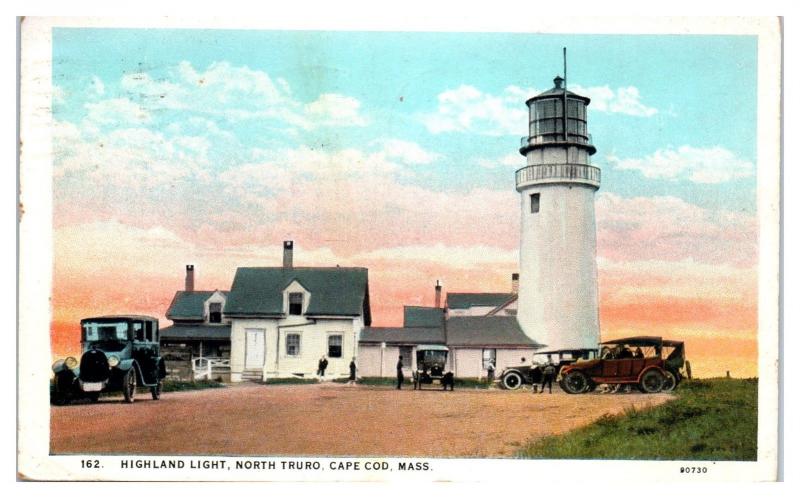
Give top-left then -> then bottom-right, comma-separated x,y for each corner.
83,321 -> 129,343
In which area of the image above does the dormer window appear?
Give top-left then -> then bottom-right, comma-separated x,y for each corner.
209,302 -> 222,323
289,292 -> 303,315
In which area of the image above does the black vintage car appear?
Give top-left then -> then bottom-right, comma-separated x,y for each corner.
499,349 -> 599,390
412,345 -> 455,390
51,315 -> 167,404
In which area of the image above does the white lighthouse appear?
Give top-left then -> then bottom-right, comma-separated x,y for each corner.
515,65 -> 601,350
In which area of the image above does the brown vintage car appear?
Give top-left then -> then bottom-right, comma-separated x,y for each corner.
558,336 -> 689,394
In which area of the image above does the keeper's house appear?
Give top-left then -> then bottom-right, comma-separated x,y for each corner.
224,242 -> 371,382
358,276 -> 542,380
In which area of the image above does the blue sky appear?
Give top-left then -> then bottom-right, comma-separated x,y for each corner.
53,29 -> 757,213
50,28 -> 761,376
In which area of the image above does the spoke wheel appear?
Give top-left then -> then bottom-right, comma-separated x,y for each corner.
639,369 -> 665,394
123,369 -> 137,403
662,370 -> 678,392
562,370 -> 589,394
502,372 -> 522,390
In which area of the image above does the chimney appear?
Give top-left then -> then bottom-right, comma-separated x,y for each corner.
511,273 -> 519,294
283,241 -> 294,268
435,280 -> 442,308
185,265 -> 195,292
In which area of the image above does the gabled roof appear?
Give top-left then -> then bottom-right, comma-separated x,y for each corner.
160,324 -> 232,341
403,306 -> 445,328
445,293 -> 514,310
166,291 -> 228,321
445,316 -> 544,348
224,267 -> 370,323
360,326 -> 445,345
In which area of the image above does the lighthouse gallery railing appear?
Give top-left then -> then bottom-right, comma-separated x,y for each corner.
515,164 -> 601,187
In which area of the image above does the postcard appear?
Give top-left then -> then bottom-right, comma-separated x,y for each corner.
17,16 -> 781,482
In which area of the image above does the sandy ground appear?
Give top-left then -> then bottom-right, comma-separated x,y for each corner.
50,383 -> 672,457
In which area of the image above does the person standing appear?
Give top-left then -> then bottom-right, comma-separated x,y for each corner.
348,358 -> 357,385
317,357 -> 324,377
320,356 -> 329,377
396,355 -> 404,390
486,360 -> 496,386
540,356 -> 556,394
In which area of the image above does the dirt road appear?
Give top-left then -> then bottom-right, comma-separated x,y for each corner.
51,383 -> 672,457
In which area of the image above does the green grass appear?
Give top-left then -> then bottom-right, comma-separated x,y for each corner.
342,376 -> 491,389
517,378 -> 758,461
160,379 -> 226,392
264,377 -> 320,385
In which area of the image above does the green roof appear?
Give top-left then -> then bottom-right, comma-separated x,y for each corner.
160,324 -> 231,341
445,293 -> 514,310
166,291 -> 227,320
403,306 -> 445,328
445,316 -> 544,348
224,267 -> 370,322
360,327 -> 445,345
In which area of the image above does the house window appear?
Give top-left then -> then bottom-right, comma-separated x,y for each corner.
209,302 -> 222,323
328,334 -> 343,358
286,333 -> 301,356
288,293 -> 303,315
482,348 -> 497,370
530,193 -> 540,213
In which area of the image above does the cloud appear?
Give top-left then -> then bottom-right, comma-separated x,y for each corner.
607,145 -> 754,184
595,192 -> 757,266
476,153 -> 521,169
420,85 -> 532,136
90,76 -> 105,97
118,61 -> 367,130
375,138 -> 441,165
421,82 -> 657,136
305,93 -> 367,127
571,84 -> 658,117
84,98 -> 151,126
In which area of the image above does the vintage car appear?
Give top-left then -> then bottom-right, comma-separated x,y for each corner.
499,349 -> 599,390
559,336 -> 689,394
412,345 -> 455,390
51,315 -> 167,404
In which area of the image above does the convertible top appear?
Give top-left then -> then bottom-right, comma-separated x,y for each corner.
601,336 -> 685,347
536,348 -> 597,355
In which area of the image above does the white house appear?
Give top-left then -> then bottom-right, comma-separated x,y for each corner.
224,241 -> 371,382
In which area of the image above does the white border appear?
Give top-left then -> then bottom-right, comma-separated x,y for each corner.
16,15 -> 782,483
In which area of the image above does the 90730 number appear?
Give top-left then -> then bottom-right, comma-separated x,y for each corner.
679,466 -> 707,474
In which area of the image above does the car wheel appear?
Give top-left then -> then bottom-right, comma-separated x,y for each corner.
662,370 -> 678,392
502,372 -> 523,390
561,370 -> 589,394
123,369 -> 137,403
151,380 -> 162,400
639,369 -> 665,393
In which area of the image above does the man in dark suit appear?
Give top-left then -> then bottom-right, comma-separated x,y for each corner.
396,356 -> 404,390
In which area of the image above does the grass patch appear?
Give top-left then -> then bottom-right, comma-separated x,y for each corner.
160,379 -> 226,392
517,378 -> 758,461
264,377 -> 320,385
349,376 -> 490,389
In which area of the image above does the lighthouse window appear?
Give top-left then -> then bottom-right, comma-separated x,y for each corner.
530,193 -> 540,213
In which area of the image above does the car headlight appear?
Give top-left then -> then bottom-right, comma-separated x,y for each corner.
64,357 -> 78,369
107,355 -> 120,367
52,359 -> 65,373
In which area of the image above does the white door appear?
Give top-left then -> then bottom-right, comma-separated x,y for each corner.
245,329 -> 266,369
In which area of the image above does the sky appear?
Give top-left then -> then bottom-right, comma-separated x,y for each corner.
50,29 -> 759,378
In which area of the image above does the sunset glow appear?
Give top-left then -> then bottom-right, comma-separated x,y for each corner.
50,30 -> 758,378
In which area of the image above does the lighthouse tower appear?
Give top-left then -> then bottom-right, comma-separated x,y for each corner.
515,66 -> 601,350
